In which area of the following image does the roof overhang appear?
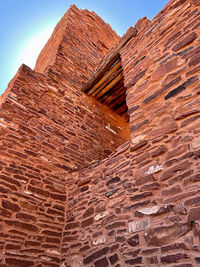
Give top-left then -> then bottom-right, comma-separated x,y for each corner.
81,28 -> 138,121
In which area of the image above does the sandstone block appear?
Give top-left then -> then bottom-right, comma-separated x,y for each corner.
94,257 -> 109,267
187,207 -> 200,221
131,189 -> 152,200
109,253 -> 118,265
151,145 -> 168,157
81,217 -> 94,227
2,200 -> 20,212
105,188 -> 119,197
151,58 -> 178,81
137,205 -> 173,216
192,136 -> 200,149
161,185 -> 182,196
127,234 -> 139,247
125,257 -> 142,265
108,196 -> 126,208
145,165 -> 163,175
95,211 -> 108,221
147,256 -> 158,264
83,247 -> 110,264
161,253 -> 188,263
149,122 -> 178,139
83,207 -> 94,218
172,32 -> 197,52
106,176 -> 120,186
92,236 -> 106,246
128,218 -> 150,233
6,258 -> 34,267
135,174 -> 155,186
144,222 -> 192,246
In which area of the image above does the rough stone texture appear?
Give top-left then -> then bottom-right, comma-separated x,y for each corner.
0,5 -> 126,267
62,0 -> 200,266
144,222 -> 193,246
35,5 -> 120,89
1,0 -> 200,266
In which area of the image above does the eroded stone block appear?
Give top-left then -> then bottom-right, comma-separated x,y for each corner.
144,222 -> 193,246
92,236 -> 106,246
95,211 -> 108,221
128,218 -> 150,233
145,165 -> 164,175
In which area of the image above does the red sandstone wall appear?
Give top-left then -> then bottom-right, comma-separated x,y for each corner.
62,0 -> 200,266
35,5 -> 120,89
0,6 -> 128,267
0,65 -> 66,266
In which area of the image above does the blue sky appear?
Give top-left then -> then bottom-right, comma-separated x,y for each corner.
1,0 -> 169,94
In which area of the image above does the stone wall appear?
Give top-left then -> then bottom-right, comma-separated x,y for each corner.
0,6 -> 128,267
62,0 -> 200,266
35,5 -> 120,90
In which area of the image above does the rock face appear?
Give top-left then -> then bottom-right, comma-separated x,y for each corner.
1,0 -> 200,266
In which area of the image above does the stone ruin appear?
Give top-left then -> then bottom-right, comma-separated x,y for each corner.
0,0 -> 200,266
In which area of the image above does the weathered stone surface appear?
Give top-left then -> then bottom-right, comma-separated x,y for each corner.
83,247 -> 110,264
95,211 -> 108,221
1,0 -> 200,266
5,220 -> 38,232
81,217 -> 94,227
65,222 -> 80,230
165,76 -> 198,99
83,207 -> 94,218
105,188 -> 119,197
128,69 -> 147,87
6,258 -> 34,267
78,177 -> 91,187
92,236 -> 106,246
109,253 -> 118,265
161,185 -> 182,196
130,119 -> 149,132
106,176 -> 120,186
147,256 -> 158,264
140,182 -> 160,191
180,114 -> 200,128
161,242 -> 187,253
184,196 -> 200,206
145,165 -> 164,175
125,257 -> 142,265
187,207 -> 200,221
151,145 -> 168,157
137,205 -> 173,216
130,191 -> 152,201
160,161 -> 192,181
144,222 -> 193,246
148,122 -> 178,139
172,32 -> 197,52
192,137 -> 200,149
127,234 -> 139,247
161,253 -> 189,263
94,257 -> 109,267
106,221 -> 126,230
143,77 -> 182,104
135,174 -> 155,186
2,200 -> 20,212
128,218 -> 150,233
131,135 -> 146,145
151,58 -> 179,81
165,144 -> 187,160
108,196 -> 126,208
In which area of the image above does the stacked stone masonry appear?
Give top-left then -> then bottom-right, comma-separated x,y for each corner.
0,5 -> 128,267
0,0 -> 200,266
